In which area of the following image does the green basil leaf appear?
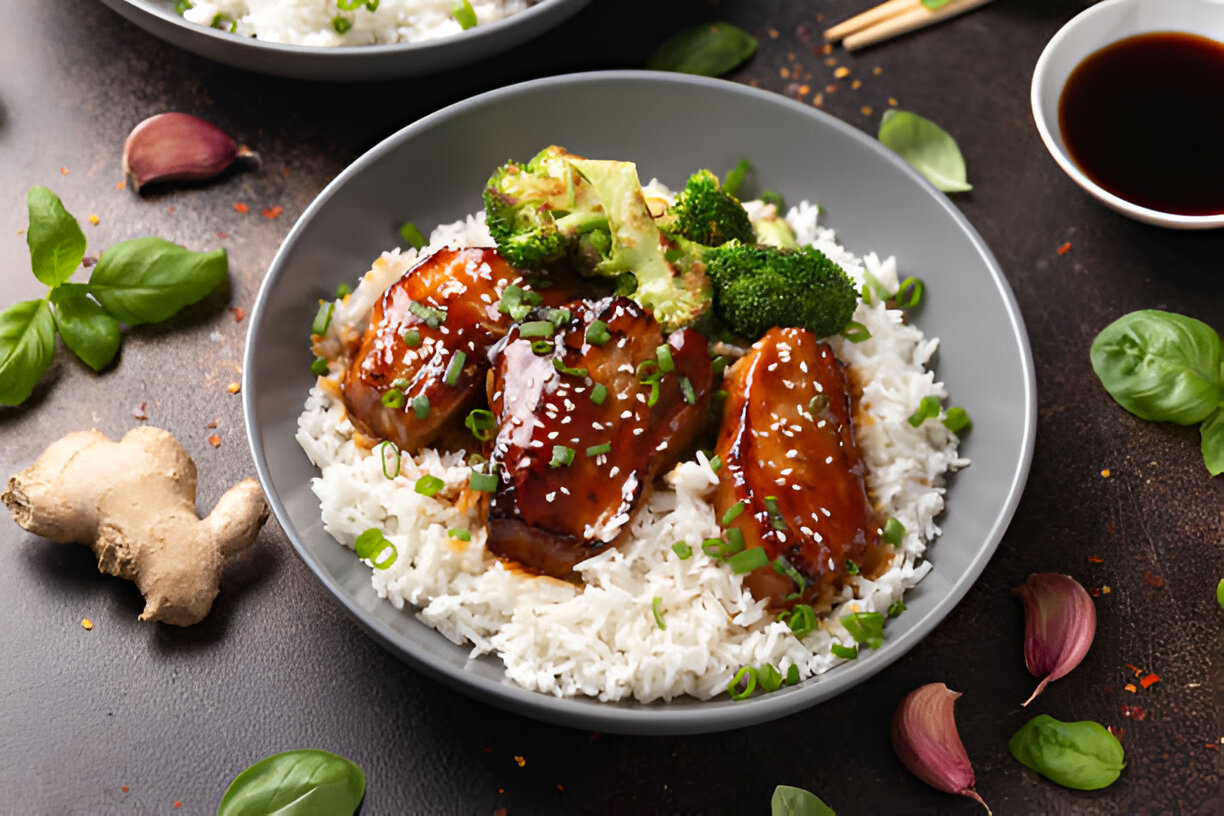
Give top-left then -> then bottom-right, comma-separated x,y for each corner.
0,299 -> 56,406
26,186 -> 86,288
1090,310 -> 1222,426
86,237 -> 227,325
1216,576 -> 1224,609
1201,408 -> 1223,477
647,22 -> 757,77
1009,714 -> 1125,791
218,749 -> 365,816
51,285 -> 121,372
878,109 -> 972,193
771,785 -> 836,816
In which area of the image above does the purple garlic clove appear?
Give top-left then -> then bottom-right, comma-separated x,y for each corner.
892,683 -> 991,814
122,112 -> 256,192
1013,572 -> 1097,706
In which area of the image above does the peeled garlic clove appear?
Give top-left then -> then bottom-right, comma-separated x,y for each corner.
1013,572 -> 1096,706
123,113 -> 256,192
892,683 -> 991,814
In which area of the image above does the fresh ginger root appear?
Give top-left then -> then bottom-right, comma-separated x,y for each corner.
2,426 -> 269,626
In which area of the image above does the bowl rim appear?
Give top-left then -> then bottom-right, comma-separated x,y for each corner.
1030,0 -> 1224,229
244,70 -> 1037,734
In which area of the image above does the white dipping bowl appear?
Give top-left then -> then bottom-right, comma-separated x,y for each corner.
1031,0 -> 1224,229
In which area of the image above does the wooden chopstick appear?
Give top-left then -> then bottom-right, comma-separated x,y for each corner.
824,0 -> 995,51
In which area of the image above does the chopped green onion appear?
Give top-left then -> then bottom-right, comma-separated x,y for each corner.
443,351 -> 467,386
862,267 -> 891,303
312,300 -> 334,336
531,340 -> 554,355
846,559 -> 860,576
786,664 -> 800,685
773,556 -> 807,601
711,355 -> 728,379
331,15 -> 352,33
882,517 -> 905,547
553,359 -> 589,378
942,406 -> 972,432
377,440 -> 400,480
549,445 -> 575,469
727,665 -> 757,700
469,469 -> 497,492
763,496 -> 787,531
448,528 -> 472,542
637,360 -> 660,383
408,300 -> 447,328
702,538 -> 725,557
399,221 -> 427,249
175,0 -> 194,13
310,356 -> 329,376
589,383 -> 608,405
728,547 -> 769,574
337,0 -> 364,10
381,388 -> 405,409
723,158 -> 750,197
842,321 -> 871,343
464,408 -> 496,441
894,276 -> 924,308
335,283 -> 351,298
467,452 -> 486,465
757,664 -> 783,692
680,376 -> 696,405
414,475 -> 444,496
586,442 -> 611,457
519,320 -> 554,338
497,284 -> 537,321
651,596 -> 667,630
722,526 -> 745,554
647,381 -> 660,407
655,344 -> 674,373
861,283 -> 873,304
709,454 -> 722,472
210,13 -> 237,32
830,643 -> 858,660
452,0 -> 477,29
585,320 -> 611,345
402,329 -> 422,347
887,599 -> 906,618
354,528 -> 385,559
370,541 -> 397,570
787,604 -> 816,637
671,541 -> 692,560
907,395 -> 941,426
713,388 -> 728,402
721,500 -> 746,526
411,395 -> 430,419
759,190 -> 786,211
546,307 -> 572,330
841,611 -> 885,649
808,393 -> 830,416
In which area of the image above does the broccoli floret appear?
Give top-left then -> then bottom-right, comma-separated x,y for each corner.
665,170 -> 755,247
705,244 -> 858,340
483,145 -> 609,268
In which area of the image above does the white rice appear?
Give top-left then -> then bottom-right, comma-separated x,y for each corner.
182,0 -> 534,47
296,194 -> 968,702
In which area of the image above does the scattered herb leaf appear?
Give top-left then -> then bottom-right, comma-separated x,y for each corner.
1008,714 -> 1125,790
647,23 -> 757,77
218,749 -> 365,816
770,785 -> 836,816
878,109 -> 972,193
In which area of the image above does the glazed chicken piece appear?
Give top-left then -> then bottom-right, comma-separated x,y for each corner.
712,327 -> 890,609
486,296 -> 713,577
343,247 -> 530,452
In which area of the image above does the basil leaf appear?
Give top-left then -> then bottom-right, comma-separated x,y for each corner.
1217,576 -> 1224,609
0,299 -> 56,406
26,186 -> 86,288
1201,408 -> 1223,477
218,749 -> 365,816
647,22 -> 757,77
51,285 -> 121,372
87,237 -> 227,325
878,109 -> 972,193
1009,714 -> 1125,791
1090,310 -> 1222,426
771,785 -> 836,816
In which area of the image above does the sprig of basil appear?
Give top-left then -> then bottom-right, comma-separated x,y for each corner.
1090,309 -> 1223,475
878,109 -> 972,193
1009,714 -> 1125,790
219,749 -> 365,816
771,785 -> 836,816
0,186 -> 228,406
647,22 -> 757,77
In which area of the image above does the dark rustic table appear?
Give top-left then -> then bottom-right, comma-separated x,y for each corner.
2,1 -> 1222,813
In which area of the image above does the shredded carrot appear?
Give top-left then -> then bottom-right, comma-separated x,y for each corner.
233,202 -> 249,213
262,205 -> 284,219
81,618 -> 93,630
208,435 -> 222,448
1057,241 -> 1072,255
1140,673 -> 1160,688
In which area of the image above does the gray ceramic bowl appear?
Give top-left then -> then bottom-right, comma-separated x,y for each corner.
244,71 -> 1036,735
97,0 -> 590,81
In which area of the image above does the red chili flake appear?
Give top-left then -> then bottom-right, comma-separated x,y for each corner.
1124,683 -> 1137,693
115,180 -> 126,191
60,166 -> 69,175
167,206 -> 176,214
1126,663 -> 1144,677
121,786 -> 129,793
261,205 -> 284,219
88,214 -> 100,226
513,755 -> 526,767
174,802 -> 182,809
1207,743 -> 1220,751
216,230 -> 229,239
1107,725 -> 1125,739
1143,571 -> 1164,588
1101,468 -> 1111,478
226,382 -> 241,395
1121,704 -> 1146,720
481,746 -> 492,753
1087,555 -> 1104,563
233,202 -> 249,213
82,256 -> 97,268
208,435 -> 222,448
281,167 -> 291,179
1090,587 -> 1101,597
131,402 -> 149,421
493,809 -> 507,816
1140,673 -> 1160,688
206,420 -> 219,429
556,784 -> 564,791
1057,241 -> 1072,255
230,306 -> 246,322
81,618 -> 93,630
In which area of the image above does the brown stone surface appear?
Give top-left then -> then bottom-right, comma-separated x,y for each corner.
1,1 -> 1221,812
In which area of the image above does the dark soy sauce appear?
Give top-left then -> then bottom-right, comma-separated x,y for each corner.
1058,31 -> 1224,216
